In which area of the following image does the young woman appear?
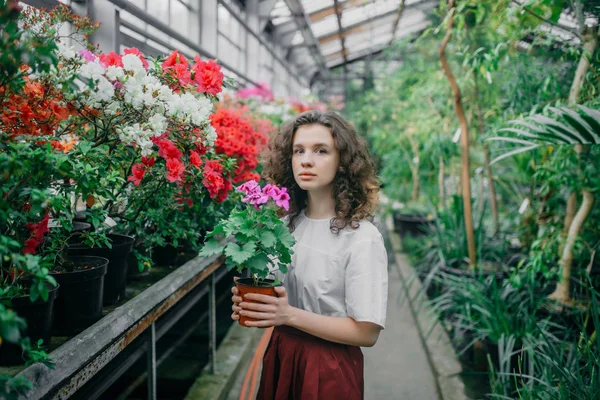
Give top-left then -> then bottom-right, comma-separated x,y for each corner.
231,110 -> 388,399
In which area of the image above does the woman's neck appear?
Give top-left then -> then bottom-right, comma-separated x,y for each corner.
305,187 -> 336,219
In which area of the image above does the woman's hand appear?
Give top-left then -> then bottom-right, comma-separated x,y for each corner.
231,277 -> 242,322
239,286 -> 294,328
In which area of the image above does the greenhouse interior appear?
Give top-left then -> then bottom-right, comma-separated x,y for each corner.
1,0 -> 600,399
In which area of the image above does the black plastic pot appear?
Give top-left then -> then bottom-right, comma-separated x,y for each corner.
67,234 -> 135,305
72,221 -> 92,233
393,212 -> 434,237
151,244 -> 179,267
0,282 -> 59,366
50,256 -> 108,335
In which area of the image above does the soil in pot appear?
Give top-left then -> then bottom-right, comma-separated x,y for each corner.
0,282 -> 59,366
67,233 -> 134,305
50,256 -> 108,335
236,278 -> 281,327
393,212 -> 434,237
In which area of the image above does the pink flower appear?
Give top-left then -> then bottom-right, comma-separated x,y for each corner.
263,184 -> 290,210
78,50 -> 97,63
237,180 -> 260,195
274,187 -> 290,211
242,192 -> 270,209
262,184 -> 280,198
166,158 -> 185,182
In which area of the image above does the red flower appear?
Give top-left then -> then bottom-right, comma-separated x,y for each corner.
209,106 -> 267,187
162,50 -> 188,69
123,47 -> 149,69
193,57 -> 224,96
23,238 -> 39,255
156,139 -> 182,160
166,158 -> 185,182
127,163 -> 146,186
99,52 -> 124,68
142,156 -> 155,167
174,63 -> 191,86
190,150 -> 203,168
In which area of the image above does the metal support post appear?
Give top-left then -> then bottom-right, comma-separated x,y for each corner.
147,323 -> 157,400
209,272 -> 217,374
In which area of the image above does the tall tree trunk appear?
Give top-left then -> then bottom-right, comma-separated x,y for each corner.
550,24 -> 598,303
563,26 -> 597,234
549,183 -> 594,304
439,0 -> 477,267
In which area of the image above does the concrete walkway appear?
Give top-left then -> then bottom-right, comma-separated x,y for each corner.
220,216 -> 464,400
363,254 -> 439,399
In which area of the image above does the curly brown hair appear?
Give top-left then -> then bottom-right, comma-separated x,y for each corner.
263,110 -> 380,234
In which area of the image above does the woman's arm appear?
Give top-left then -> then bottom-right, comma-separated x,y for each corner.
232,285 -> 382,347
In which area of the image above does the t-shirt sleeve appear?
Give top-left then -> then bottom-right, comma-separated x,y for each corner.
344,238 -> 388,329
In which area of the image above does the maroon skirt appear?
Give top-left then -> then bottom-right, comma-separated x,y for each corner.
256,325 -> 364,400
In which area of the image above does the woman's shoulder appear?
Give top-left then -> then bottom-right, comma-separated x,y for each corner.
342,218 -> 384,243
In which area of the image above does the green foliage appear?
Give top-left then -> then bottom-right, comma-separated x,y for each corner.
200,204 -> 295,282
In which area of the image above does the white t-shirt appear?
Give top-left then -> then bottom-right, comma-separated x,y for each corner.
275,210 -> 388,329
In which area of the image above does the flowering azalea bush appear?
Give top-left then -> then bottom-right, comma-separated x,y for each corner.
210,106 -> 268,185
199,180 -> 295,283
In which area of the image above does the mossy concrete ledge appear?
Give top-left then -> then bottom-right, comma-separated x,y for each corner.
384,215 -> 469,400
185,322 -> 263,400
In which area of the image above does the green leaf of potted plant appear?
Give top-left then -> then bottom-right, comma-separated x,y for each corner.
199,180 -> 295,326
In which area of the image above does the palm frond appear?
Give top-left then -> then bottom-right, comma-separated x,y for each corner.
487,105 -> 600,162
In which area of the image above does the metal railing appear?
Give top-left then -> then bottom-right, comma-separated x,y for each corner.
16,251 -> 231,400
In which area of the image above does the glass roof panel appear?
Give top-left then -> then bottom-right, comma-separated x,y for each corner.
303,0 -> 336,14
320,39 -> 344,56
310,14 -> 340,38
340,0 -> 397,29
270,0 -> 292,26
267,0 -> 437,74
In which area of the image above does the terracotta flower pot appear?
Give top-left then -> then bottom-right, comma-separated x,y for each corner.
236,277 -> 280,327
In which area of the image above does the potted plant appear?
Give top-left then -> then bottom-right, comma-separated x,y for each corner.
199,180 -> 295,326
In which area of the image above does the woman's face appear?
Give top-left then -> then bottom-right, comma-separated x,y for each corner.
291,124 -> 340,193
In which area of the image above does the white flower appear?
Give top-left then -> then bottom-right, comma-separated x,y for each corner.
205,125 -> 217,146
58,42 -> 76,60
105,101 -> 121,116
94,76 -> 115,103
79,61 -> 105,80
141,91 -> 156,107
165,94 -> 187,117
105,66 -> 124,80
122,54 -> 144,72
157,86 -> 174,103
149,113 -> 167,134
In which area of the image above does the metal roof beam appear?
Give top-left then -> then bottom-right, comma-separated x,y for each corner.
309,0 -> 365,22
283,0 -> 330,81
333,0 -> 349,70
389,0 -> 407,46
318,0 -> 436,45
